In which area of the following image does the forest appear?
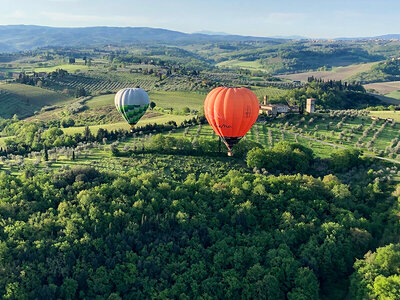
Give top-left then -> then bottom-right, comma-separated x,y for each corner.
0,143 -> 399,299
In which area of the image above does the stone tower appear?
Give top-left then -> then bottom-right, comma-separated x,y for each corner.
306,98 -> 316,113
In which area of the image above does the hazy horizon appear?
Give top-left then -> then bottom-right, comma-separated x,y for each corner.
1,0 -> 399,39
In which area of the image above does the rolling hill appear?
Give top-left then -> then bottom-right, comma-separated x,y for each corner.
0,83 -> 72,118
0,25 -> 283,52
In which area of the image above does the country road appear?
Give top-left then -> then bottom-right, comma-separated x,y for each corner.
283,129 -> 400,165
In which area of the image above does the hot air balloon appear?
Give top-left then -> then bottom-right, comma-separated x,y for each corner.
204,87 -> 259,156
115,88 -> 150,132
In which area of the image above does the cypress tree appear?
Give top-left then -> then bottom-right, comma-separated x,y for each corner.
44,145 -> 49,161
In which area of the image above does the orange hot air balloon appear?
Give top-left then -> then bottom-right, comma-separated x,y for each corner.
204,87 -> 259,156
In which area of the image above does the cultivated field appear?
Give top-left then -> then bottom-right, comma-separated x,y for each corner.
216,59 -> 266,71
279,62 -> 378,82
364,81 -> 400,95
148,91 -> 205,111
0,83 -> 72,118
253,86 -> 288,100
369,110 -> 400,122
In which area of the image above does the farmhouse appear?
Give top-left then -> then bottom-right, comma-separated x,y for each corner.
259,96 -> 299,116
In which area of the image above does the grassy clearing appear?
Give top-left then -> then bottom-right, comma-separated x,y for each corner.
62,114 -> 191,135
86,94 -> 114,109
386,90 -> 400,100
33,63 -> 91,73
148,90 -> 205,111
279,62 -> 378,82
369,111 -> 400,122
216,59 -> 266,71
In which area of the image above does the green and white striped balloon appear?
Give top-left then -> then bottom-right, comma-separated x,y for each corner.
114,88 -> 150,129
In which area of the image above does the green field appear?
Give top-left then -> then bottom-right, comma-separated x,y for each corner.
0,83 -> 72,118
0,59 -> 93,74
253,86 -> 288,101
33,63 -> 91,73
216,59 -> 266,71
0,83 -> 71,105
148,90 -> 205,111
385,90 -> 400,100
86,94 -> 114,109
86,91 -> 206,112
369,110 -> 400,121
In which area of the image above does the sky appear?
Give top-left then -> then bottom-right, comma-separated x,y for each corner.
0,0 -> 399,38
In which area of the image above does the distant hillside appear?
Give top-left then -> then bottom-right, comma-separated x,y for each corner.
336,34 -> 400,41
0,83 -> 72,118
348,58 -> 400,83
0,25 -> 283,52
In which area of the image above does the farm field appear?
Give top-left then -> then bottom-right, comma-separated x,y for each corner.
0,83 -> 71,106
0,60 -> 95,73
46,73 -> 158,94
386,90 -> 400,100
369,110 -> 400,122
231,112 -> 400,161
252,86 -> 288,100
0,83 -> 72,118
33,63 -> 91,73
364,81 -> 400,95
85,93 -> 114,108
279,62 -> 378,82
169,123 -> 337,158
148,90 -> 205,111
216,59 -> 266,71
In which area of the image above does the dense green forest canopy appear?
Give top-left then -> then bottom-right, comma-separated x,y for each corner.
0,143 -> 398,299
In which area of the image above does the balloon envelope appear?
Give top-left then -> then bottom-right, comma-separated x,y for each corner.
204,87 -> 259,153
115,88 -> 150,127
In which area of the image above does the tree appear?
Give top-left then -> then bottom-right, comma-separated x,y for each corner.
75,87 -> 88,98
330,148 -> 362,172
150,101 -> 156,110
350,244 -> 400,300
84,126 -> 92,142
43,145 -> 49,161
60,278 -> 78,300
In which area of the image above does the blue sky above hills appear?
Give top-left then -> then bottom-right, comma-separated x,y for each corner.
1,0 -> 398,38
